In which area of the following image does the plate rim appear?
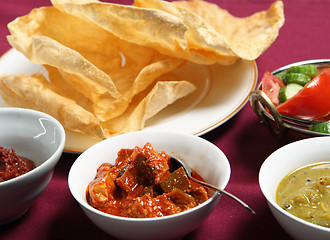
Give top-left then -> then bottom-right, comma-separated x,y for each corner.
194,60 -> 258,136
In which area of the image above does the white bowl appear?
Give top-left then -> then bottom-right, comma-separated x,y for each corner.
259,137 -> 330,240
0,107 -> 65,225
69,130 -> 231,240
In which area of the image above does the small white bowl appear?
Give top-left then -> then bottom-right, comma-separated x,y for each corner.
69,130 -> 231,240
0,107 -> 65,225
259,137 -> 330,240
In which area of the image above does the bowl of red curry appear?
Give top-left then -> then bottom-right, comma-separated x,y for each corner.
68,130 -> 231,240
0,107 -> 65,225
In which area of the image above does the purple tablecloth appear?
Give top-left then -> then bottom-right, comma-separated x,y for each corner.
1,0 -> 329,239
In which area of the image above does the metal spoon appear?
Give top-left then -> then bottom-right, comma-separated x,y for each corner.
171,156 -> 256,214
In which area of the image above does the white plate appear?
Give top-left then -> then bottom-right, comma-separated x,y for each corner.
0,48 -> 257,153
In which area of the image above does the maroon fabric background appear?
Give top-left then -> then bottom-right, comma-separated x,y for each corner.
0,0 -> 329,239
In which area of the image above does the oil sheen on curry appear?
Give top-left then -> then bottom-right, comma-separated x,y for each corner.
276,161 -> 330,228
86,143 -> 211,218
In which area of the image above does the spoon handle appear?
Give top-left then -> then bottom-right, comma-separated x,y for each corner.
188,176 -> 256,214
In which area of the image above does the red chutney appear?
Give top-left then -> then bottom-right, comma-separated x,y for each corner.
0,147 -> 35,182
86,142 -> 210,218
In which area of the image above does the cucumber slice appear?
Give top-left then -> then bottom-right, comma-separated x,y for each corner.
283,73 -> 311,86
309,122 -> 330,134
286,64 -> 318,78
278,83 -> 303,103
275,71 -> 286,81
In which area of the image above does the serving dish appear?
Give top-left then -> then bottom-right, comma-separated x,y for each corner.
0,107 -> 65,225
0,48 -> 257,153
68,130 -> 231,240
249,59 -> 330,138
259,137 -> 330,240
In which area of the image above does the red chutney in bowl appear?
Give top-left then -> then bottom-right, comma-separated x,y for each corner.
86,142 -> 210,218
0,147 -> 35,182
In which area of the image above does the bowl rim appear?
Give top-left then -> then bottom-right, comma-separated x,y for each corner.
68,129 -> 231,221
259,136 -> 330,233
0,107 -> 66,186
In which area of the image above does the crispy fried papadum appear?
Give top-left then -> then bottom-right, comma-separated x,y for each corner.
0,72 -> 194,139
0,0 -> 285,140
133,0 -> 238,65
173,0 -> 285,61
0,74 -> 106,139
45,65 -> 94,113
52,0 -> 238,65
102,73 -> 196,135
135,0 -> 284,61
51,0 -> 189,56
7,6 -> 185,121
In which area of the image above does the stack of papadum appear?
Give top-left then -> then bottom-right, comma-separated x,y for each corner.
0,0 -> 284,139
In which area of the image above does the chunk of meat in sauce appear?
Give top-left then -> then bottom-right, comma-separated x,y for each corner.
88,167 -> 116,208
140,143 -> 171,184
126,193 -> 178,218
166,188 -> 197,212
188,186 -> 209,204
116,151 -> 155,197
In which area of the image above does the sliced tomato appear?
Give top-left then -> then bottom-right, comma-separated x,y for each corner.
261,71 -> 285,106
277,69 -> 330,120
